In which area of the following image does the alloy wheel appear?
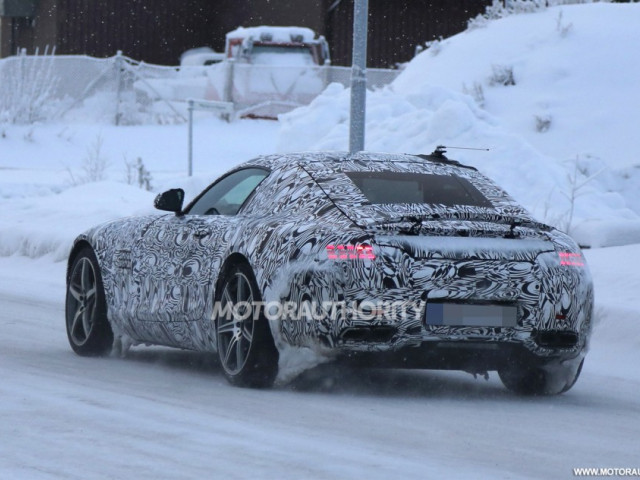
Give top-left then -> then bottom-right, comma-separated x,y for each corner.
217,271 -> 256,375
67,257 -> 98,346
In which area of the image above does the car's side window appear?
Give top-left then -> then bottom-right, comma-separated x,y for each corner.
186,168 -> 269,215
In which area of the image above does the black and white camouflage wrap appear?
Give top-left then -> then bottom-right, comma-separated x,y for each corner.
69,152 -> 594,369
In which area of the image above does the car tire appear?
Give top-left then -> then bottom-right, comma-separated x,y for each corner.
65,247 -> 114,356
498,358 -> 584,396
214,263 -> 279,388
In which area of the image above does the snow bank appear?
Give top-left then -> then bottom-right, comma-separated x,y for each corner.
0,182 -> 156,261
277,3 -> 640,248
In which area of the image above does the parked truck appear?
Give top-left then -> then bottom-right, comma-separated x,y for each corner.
180,26 -> 330,67
223,26 -> 330,66
137,26 -> 331,118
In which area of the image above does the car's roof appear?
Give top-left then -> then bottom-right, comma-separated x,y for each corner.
240,151 -> 475,172
234,151 -> 534,226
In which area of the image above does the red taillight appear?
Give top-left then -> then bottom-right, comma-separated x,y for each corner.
558,252 -> 584,267
326,244 -> 375,260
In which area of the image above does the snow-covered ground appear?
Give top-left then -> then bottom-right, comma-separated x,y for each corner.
1,2 -> 640,478
0,246 -> 639,479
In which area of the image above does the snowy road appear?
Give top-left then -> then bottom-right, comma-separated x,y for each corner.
1,253 -> 638,479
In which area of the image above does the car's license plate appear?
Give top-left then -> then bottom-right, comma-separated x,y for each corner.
425,302 -> 517,327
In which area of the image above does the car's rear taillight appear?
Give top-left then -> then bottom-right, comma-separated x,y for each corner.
326,244 -> 375,260
558,252 -> 584,267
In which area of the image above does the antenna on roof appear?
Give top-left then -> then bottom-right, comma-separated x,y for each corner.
432,145 -> 447,158
431,145 -> 490,158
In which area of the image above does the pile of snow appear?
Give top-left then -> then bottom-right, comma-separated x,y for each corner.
396,3 -> 640,171
277,3 -> 640,248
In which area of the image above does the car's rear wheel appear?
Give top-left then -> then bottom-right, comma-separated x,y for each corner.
215,263 -> 278,388
498,358 -> 584,396
65,247 -> 114,356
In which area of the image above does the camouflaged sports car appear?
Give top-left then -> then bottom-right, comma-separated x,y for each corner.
65,150 -> 593,394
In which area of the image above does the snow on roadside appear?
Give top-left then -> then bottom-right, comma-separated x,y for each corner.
582,244 -> 640,382
0,181 -> 156,261
0,118 -> 279,260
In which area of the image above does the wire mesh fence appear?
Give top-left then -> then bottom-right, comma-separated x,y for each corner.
0,51 -> 401,125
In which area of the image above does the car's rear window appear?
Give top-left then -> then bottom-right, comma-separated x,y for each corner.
345,171 -> 493,208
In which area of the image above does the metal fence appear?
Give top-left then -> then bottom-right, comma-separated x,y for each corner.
0,52 -> 401,124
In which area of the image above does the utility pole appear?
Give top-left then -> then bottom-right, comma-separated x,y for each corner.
349,0 -> 368,153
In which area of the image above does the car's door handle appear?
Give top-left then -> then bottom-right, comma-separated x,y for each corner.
193,229 -> 212,239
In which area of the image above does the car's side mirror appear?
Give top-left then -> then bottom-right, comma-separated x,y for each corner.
154,188 -> 185,214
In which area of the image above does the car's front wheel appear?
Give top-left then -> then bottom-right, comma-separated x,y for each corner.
65,247 -> 114,356
214,263 -> 279,388
498,358 -> 584,396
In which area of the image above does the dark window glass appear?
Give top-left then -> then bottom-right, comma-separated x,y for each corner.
187,168 -> 269,215
251,45 -> 315,66
346,171 -> 492,207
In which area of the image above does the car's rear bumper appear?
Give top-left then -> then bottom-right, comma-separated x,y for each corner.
336,339 -> 585,373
